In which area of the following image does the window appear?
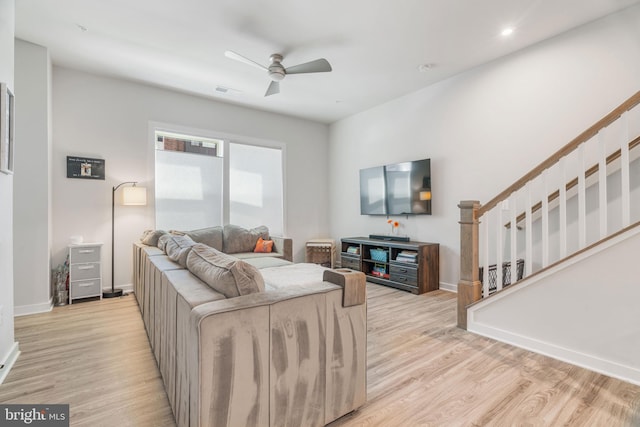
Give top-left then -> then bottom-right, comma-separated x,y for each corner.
229,142 -> 284,236
154,129 -> 284,235
155,132 -> 224,231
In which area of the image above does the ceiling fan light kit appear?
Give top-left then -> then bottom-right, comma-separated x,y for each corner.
225,50 -> 332,97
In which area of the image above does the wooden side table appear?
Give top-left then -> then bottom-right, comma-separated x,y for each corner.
305,239 -> 336,268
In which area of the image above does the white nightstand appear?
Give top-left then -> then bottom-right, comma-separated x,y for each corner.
68,243 -> 103,304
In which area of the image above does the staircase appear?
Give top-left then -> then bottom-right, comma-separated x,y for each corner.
457,91 -> 640,385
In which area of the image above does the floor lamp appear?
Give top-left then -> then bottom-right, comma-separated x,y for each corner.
104,181 -> 147,298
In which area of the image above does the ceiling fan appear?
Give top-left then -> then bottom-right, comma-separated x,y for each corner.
224,50 -> 332,97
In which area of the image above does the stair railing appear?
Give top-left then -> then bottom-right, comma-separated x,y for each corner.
458,91 -> 640,329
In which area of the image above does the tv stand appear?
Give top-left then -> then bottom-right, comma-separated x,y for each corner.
368,234 -> 410,242
340,237 -> 439,294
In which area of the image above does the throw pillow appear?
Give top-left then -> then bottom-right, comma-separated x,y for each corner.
186,243 -> 265,298
140,229 -> 167,246
157,233 -> 172,251
183,226 -> 224,251
165,235 -> 197,267
254,237 -> 274,253
223,224 -> 269,254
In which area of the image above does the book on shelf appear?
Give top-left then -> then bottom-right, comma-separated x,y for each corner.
346,246 -> 360,254
399,250 -> 417,255
395,250 -> 417,263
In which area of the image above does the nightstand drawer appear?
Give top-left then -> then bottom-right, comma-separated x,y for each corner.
70,262 -> 101,280
70,279 -> 101,299
70,246 -> 101,263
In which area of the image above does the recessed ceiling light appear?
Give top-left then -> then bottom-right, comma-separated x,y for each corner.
418,63 -> 436,72
501,27 -> 514,37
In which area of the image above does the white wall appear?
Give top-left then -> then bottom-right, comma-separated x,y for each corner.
468,226 -> 640,385
0,0 -> 18,382
329,5 -> 640,290
13,39 -> 52,315
52,67 -> 330,291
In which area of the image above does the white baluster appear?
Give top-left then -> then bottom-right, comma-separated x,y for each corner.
621,112 -> 631,227
598,130 -> 607,239
496,204 -> 503,293
509,192 -> 517,285
541,170 -> 549,268
578,144 -> 586,248
481,211 -> 489,298
559,157 -> 567,258
525,181 -> 533,277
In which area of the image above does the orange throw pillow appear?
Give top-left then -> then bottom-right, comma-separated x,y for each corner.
254,237 -> 274,253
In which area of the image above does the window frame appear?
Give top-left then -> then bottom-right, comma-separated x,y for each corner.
149,121 -> 287,234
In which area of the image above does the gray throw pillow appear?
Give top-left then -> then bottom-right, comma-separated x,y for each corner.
140,229 -> 167,246
183,226 -> 224,251
157,233 -> 172,251
186,243 -> 265,298
165,235 -> 197,267
222,224 -> 269,254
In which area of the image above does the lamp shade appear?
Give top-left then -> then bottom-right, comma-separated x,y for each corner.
122,186 -> 147,205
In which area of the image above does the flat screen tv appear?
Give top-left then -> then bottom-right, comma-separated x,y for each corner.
360,158 -> 431,215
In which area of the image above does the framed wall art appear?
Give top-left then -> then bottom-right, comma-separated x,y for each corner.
0,82 -> 14,175
66,156 -> 106,180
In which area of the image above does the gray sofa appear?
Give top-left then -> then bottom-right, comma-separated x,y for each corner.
132,225 -> 367,427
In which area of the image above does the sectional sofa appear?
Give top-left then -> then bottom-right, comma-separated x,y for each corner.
132,225 -> 367,427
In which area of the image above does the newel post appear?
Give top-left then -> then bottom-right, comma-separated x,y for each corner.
457,200 -> 481,329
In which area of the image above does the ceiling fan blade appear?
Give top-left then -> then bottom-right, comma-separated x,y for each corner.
285,58 -> 332,74
224,50 -> 268,71
265,81 -> 280,97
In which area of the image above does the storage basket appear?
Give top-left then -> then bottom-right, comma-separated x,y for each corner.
479,259 -> 525,296
369,248 -> 387,262
305,239 -> 336,268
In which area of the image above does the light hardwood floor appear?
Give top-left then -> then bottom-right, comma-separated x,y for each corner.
2,285 -> 639,426
0,295 -> 176,426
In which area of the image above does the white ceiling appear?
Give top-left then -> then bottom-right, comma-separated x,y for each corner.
15,0 -> 640,124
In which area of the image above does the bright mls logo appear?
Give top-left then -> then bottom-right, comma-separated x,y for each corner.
0,405 -> 69,426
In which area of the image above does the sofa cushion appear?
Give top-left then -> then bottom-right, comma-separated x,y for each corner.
179,226 -> 224,251
241,256 -> 293,269
223,224 -> 269,254
165,235 -> 197,267
187,243 -> 265,298
140,229 -> 167,246
260,263 -> 328,290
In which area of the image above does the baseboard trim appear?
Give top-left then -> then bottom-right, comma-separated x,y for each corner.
14,298 -> 53,317
468,322 -> 640,386
439,281 -> 457,293
0,342 -> 20,385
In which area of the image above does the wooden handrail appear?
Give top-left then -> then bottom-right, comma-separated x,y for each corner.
479,91 -> 640,217
506,134 -> 640,227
